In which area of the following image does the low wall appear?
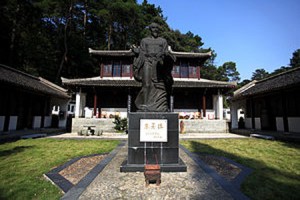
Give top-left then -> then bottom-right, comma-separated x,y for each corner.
72,118 -> 115,133
71,118 -> 229,134
179,119 -> 228,133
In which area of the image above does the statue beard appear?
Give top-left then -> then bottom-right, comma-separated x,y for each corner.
152,32 -> 158,38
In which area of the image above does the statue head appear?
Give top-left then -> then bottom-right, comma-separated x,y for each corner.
149,23 -> 160,38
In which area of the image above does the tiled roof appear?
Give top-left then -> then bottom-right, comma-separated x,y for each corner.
0,64 -> 70,99
173,78 -> 236,88
233,67 -> 300,100
62,76 -> 236,89
62,77 -> 141,87
88,47 -> 212,59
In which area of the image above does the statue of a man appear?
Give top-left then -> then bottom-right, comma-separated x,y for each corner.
133,23 -> 176,112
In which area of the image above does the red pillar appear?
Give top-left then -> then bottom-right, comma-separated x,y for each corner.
100,63 -> 104,78
130,64 -> 133,79
93,93 -> 97,117
197,66 -> 200,80
202,96 -> 206,118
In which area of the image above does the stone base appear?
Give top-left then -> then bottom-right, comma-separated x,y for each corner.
120,159 -> 187,172
121,112 -> 186,172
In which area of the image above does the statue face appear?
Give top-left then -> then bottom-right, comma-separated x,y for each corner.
150,26 -> 159,38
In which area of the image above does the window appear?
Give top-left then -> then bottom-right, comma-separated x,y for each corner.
113,61 -> 121,77
122,64 -> 131,76
189,66 -> 197,78
103,64 -> 112,77
172,65 -> 180,78
180,62 -> 189,78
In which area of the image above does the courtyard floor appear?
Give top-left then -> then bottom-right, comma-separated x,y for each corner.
45,140 -> 250,200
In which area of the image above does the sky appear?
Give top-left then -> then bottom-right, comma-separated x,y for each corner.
137,0 -> 300,80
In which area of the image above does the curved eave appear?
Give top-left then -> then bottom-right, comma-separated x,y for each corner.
89,48 -> 134,57
89,48 -> 212,61
62,77 -> 236,89
169,50 -> 212,59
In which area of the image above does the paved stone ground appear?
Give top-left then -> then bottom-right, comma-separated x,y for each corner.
76,145 -> 234,200
47,132 -> 247,140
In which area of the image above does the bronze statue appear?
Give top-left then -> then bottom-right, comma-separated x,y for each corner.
133,23 -> 176,112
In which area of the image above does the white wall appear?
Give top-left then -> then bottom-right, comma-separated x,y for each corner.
254,118 -> 261,130
288,117 -> 300,133
8,116 -> 18,131
32,116 -> 42,129
276,117 -> 284,132
44,116 -> 52,127
0,116 -> 5,131
245,118 -> 252,129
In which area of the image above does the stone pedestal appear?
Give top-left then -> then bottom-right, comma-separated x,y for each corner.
120,112 -> 186,172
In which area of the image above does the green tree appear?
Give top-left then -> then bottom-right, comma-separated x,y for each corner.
238,79 -> 251,87
201,50 -> 218,80
251,68 -> 269,80
217,62 -> 240,82
1,0 -> 227,84
290,49 -> 300,68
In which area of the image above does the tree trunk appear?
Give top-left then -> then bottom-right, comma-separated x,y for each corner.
83,0 -> 88,41
108,24 -> 112,50
56,1 -> 73,83
9,4 -> 20,66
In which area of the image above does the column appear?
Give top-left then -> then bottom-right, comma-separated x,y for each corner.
213,95 -> 218,119
202,96 -> 206,118
93,93 -> 97,117
230,103 -> 238,129
251,99 -> 255,129
170,95 -> 174,112
127,88 -> 132,113
282,93 -> 289,132
75,88 -> 81,118
217,90 -> 223,120
75,88 -> 83,118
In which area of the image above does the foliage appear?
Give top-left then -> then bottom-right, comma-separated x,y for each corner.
237,79 -> 251,87
0,0 -> 239,83
251,68 -> 269,80
290,49 -> 300,68
0,138 -> 120,200
113,116 -> 128,132
239,49 -> 300,84
181,139 -> 300,200
217,61 -> 240,82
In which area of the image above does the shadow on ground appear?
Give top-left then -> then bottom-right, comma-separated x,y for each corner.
0,146 -> 33,157
186,140 -> 300,200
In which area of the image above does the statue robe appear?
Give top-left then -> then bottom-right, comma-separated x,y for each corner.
133,36 -> 175,112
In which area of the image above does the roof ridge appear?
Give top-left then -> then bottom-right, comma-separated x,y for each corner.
174,78 -> 236,85
233,80 -> 257,96
0,64 -> 39,81
39,77 -> 68,93
257,67 -> 300,83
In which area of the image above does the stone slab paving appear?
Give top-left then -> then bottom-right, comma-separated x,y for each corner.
47,132 -> 247,140
75,145 -> 235,200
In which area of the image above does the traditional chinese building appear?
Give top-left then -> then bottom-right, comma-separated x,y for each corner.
0,64 -> 70,132
62,48 -> 236,133
231,67 -> 300,133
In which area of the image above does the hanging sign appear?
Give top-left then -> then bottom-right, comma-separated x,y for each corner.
140,119 -> 168,142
